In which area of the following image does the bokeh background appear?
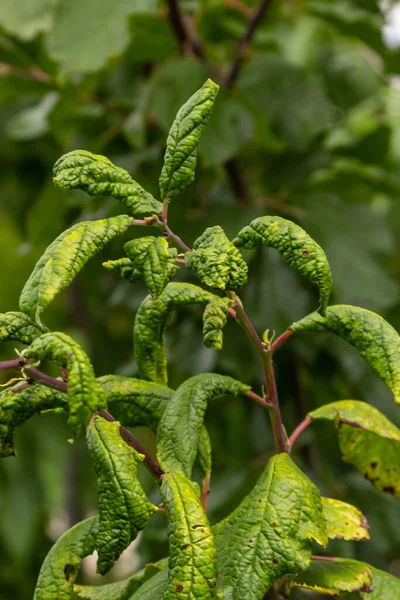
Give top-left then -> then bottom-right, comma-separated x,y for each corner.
1,1 -> 400,598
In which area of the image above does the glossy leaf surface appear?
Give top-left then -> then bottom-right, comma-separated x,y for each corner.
322,497 -> 369,541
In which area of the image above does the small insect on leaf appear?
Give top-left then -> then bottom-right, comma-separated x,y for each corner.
86,416 -> 157,575
159,79 -> 219,202
53,149 -> 162,215
233,215 -> 332,314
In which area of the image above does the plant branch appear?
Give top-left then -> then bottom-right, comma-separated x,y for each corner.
288,416 -> 312,450
312,555 -> 338,562
0,358 -> 25,371
0,61 -> 53,84
246,389 -> 270,408
224,158 -> 250,205
225,0 -> 274,88
201,473 -> 211,512
158,216 -> 191,252
271,328 -> 294,353
24,367 -> 68,393
233,297 -> 265,354
166,0 -> 207,61
262,352 -> 289,453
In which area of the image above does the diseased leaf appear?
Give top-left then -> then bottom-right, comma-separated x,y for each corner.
0,311 -> 45,344
233,216 -> 332,314
74,559 -> 168,600
160,471 -> 219,599
53,150 -> 162,215
202,296 -> 233,350
185,225 -> 248,290
86,416 -> 157,575
290,558 -> 373,595
322,497 -> 369,541
129,569 -> 169,600
159,79 -> 219,202
213,453 -> 327,600
24,332 -> 106,438
103,258 -> 142,283
361,566 -> 400,599
33,516 -> 99,600
20,215 -> 133,327
0,385 -> 67,457
134,282 -> 215,384
309,400 -> 400,500
291,305 -> 400,402
157,373 -> 249,477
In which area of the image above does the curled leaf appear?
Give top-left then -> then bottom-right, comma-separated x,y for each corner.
292,305 -> 400,402
53,149 -> 162,215
103,257 -> 142,283
86,416 -> 157,574
322,497 -> 369,541
20,215 -> 133,327
24,332 -> 106,438
361,566 -> 400,598
202,296 -> 233,350
159,79 -> 219,202
233,215 -> 332,314
185,225 -> 248,290
290,558 -> 373,595
160,471 -> 219,599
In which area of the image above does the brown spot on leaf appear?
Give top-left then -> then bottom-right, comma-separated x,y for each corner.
175,584 -> 184,593
272,522 -> 277,527
302,250 -> 309,258
383,486 -> 395,495
272,558 -> 279,564
370,462 -> 377,469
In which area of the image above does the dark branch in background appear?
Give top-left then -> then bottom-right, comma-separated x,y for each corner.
225,0 -> 274,88
224,158 -> 250,205
166,0 -> 208,61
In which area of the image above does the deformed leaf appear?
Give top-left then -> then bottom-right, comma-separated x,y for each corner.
0,311 -> 45,344
292,305 -> 400,402
24,332 -> 106,438
160,471 -> 219,599
322,497 -> 369,541
86,416 -> 157,574
213,453 -> 327,600
129,569 -> 169,600
0,385 -> 67,457
103,257 -> 142,283
34,516 -> 99,600
157,373 -> 249,477
361,566 -> 400,599
134,282 -> 215,384
309,400 -> 400,500
20,215 -> 133,327
185,225 -> 248,290
233,216 -> 332,314
53,149 -> 162,215
290,558 -> 373,595
159,78 -> 219,202
202,296 -> 233,350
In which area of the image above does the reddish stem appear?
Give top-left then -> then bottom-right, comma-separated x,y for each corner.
288,416 -> 312,451
271,328 -> 294,353
0,358 -> 25,371
312,555 -> 338,562
201,473 -> 211,512
263,353 -> 289,453
246,389 -> 269,408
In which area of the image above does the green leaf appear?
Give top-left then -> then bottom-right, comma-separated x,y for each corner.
74,560 -> 167,599
34,516 -> 99,600
309,400 -> 400,500
322,497 -> 369,541
290,558 -> 373,595
53,150 -> 162,216
0,0 -> 54,41
213,453 -> 327,600
6,92 -> 59,141
19,214 -> 133,327
129,569 -> 169,600
233,216 -> 332,314
160,471 -> 219,599
24,332 -> 106,438
102,258 -> 142,283
292,305 -> 400,402
86,416 -> 157,575
46,0 -> 157,73
202,297 -> 233,350
157,373 -> 249,477
185,226 -> 248,291
361,566 -> 400,599
159,79 -> 219,202
0,385 -> 67,457
133,282 -> 215,384
0,311 -> 45,345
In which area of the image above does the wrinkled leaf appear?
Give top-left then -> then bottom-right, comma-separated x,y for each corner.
34,516 -> 99,600
20,214 -> 133,327
361,566 -> 400,598
24,332 -> 106,438
53,150 -> 162,215
309,400 -> 400,499
213,453 -> 327,600
185,225 -> 248,290
159,79 -> 219,202
233,216 -> 332,314
0,311 -> 45,345
160,471 -> 219,599
134,282 -> 215,384
202,296 -> 233,350
86,416 -> 157,574
290,558 -> 373,595
157,373 -> 249,477
103,257 -> 142,283
322,497 -> 369,541
0,385 -> 67,457
129,569 -> 169,600
292,305 -> 400,401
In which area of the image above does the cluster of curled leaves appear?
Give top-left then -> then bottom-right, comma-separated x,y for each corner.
1,79 -> 400,599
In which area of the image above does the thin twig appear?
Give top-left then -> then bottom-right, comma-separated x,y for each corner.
224,158 -> 250,205
234,298 -> 265,354
0,358 -> 25,371
271,328 -> 294,353
166,0 -> 207,60
288,416 -> 312,450
246,389 -> 270,408
201,473 -> 211,512
158,217 -> 191,253
312,555 -> 338,562
25,367 -> 68,393
262,353 -> 289,453
225,0 -> 274,88
0,62 -> 53,84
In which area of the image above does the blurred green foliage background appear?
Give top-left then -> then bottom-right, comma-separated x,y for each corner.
1,1 -> 400,598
